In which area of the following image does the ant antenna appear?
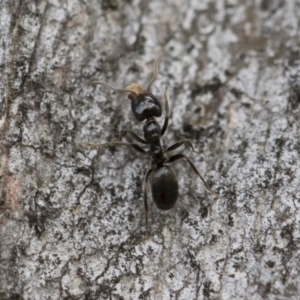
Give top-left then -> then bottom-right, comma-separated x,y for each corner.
91,81 -> 137,95
147,55 -> 162,91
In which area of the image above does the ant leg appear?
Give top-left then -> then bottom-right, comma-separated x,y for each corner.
161,86 -> 169,136
120,130 -> 148,145
164,139 -> 201,154
147,55 -> 162,91
87,142 -> 148,155
168,154 -> 221,199
143,168 -> 153,236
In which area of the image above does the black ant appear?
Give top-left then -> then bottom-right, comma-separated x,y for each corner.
89,57 -> 220,235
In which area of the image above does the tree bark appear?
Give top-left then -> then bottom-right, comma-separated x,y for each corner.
1,0 -> 300,299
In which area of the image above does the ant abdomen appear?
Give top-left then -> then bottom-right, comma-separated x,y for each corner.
151,165 -> 179,210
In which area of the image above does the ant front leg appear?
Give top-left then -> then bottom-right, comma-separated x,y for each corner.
161,86 -> 170,137
87,141 -> 148,155
119,130 -> 148,145
143,168 -> 153,237
168,154 -> 221,199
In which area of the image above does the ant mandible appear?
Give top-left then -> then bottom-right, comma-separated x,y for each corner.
89,56 -> 220,236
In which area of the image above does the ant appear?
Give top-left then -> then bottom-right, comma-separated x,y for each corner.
89,56 -> 220,236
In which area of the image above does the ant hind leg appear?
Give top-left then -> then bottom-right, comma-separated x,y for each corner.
168,153 -> 221,199
143,168 -> 153,237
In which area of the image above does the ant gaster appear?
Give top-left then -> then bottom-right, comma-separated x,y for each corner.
90,57 -> 220,235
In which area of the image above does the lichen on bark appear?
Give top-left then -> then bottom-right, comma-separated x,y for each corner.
1,0 -> 300,299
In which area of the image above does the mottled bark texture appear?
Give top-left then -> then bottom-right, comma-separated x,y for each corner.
1,0 -> 300,299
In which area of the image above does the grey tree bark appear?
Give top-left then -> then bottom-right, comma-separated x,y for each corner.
1,0 -> 300,299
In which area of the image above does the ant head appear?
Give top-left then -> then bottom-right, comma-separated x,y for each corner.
125,84 -> 162,122
92,55 -> 163,122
